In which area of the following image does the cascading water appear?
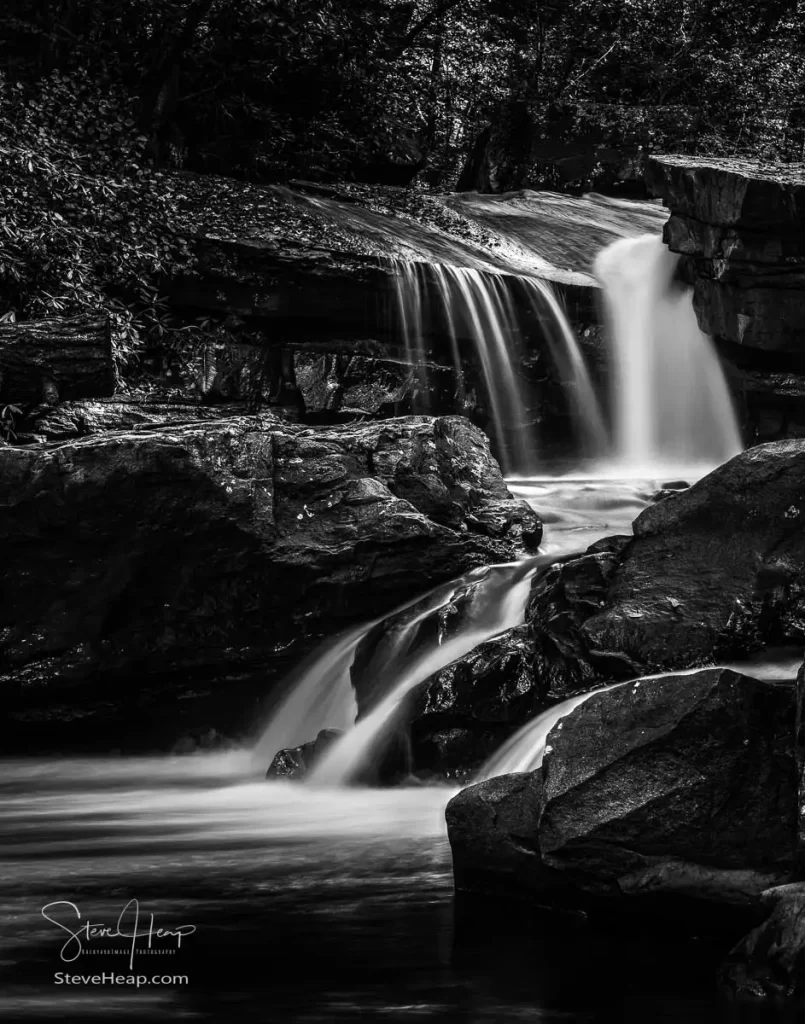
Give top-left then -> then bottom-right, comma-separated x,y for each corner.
392,261 -> 607,475
593,234 -> 742,476
309,561 -> 537,786
257,233 -> 749,793
518,276 -> 608,461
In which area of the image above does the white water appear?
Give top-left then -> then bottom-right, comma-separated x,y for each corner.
257,477 -> 654,783
309,564 -> 537,786
519,277 -> 608,458
254,563 -> 534,773
593,234 -> 742,476
393,262 -> 603,475
478,650 -> 803,782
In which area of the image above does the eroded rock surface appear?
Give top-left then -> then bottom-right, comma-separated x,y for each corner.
0,414 -> 540,749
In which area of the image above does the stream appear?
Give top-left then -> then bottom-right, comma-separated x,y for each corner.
1,476 -> 794,1023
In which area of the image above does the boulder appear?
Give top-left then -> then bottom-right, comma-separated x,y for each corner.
445,772 -> 572,902
720,883 -> 805,1000
529,442 -> 805,697
266,729 -> 342,780
447,668 -> 799,918
538,669 -> 797,897
410,625 -> 539,778
0,413 -> 540,750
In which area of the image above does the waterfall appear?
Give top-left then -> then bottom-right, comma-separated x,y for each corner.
309,562 -> 537,786
392,262 -> 605,475
252,625 -> 362,770
593,234 -> 742,476
518,277 -> 607,460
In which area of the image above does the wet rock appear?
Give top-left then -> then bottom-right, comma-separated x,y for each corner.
266,729 -> 342,780
529,442 -> 805,695
539,669 -> 797,895
26,397 -> 250,440
646,157 -> 805,350
720,883 -> 805,1000
446,772 -> 571,902
0,414 -> 540,749
447,668 -> 799,918
647,156 -> 805,441
293,352 -> 437,419
410,625 -> 539,777
650,480 -> 689,503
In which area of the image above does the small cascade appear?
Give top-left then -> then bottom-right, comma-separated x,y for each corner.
391,261 -> 605,475
393,262 -> 431,412
309,562 -> 537,786
252,626 -> 362,770
478,691 -> 599,780
593,234 -> 742,476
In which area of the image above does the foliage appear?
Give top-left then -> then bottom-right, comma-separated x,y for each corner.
2,1 -> 803,191
0,67 -> 196,366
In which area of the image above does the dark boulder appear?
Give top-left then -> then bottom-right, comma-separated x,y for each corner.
410,625 -> 539,779
720,883 -> 805,1001
0,414 -> 540,750
446,772 -> 572,903
447,668 -> 798,918
529,442 -> 805,697
539,669 -> 798,899
266,729 -> 342,780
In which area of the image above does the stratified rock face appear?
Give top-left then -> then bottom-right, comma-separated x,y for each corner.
447,668 -> 799,915
0,414 -> 540,746
529,442 -> 805,697
720,884 -> 805,1000
646,156 -> 805,354
27,397 -> 253,440
646,156 -> 805,443
540,669 -> 797,892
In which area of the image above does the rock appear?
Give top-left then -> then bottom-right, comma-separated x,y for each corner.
539,669 -> 797,896
446,772 -> 573,902
646,156 -> 805,441
266,729 -> 342,780
347,553 -> 545,779
0,414 -> 540,750
720,883 -> 805,1000
293,351 -> 457,420
410,625 -> 539,778
26,397 -> 250,440
529,442 -> 805,696
447,668 -> 799,919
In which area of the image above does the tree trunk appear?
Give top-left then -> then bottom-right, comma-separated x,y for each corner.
0,316 -> 116,403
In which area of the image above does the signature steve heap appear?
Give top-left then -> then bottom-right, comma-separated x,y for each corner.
42,899 -> 197,970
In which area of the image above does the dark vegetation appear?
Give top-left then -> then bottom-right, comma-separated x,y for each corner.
0,0 -> 803,376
